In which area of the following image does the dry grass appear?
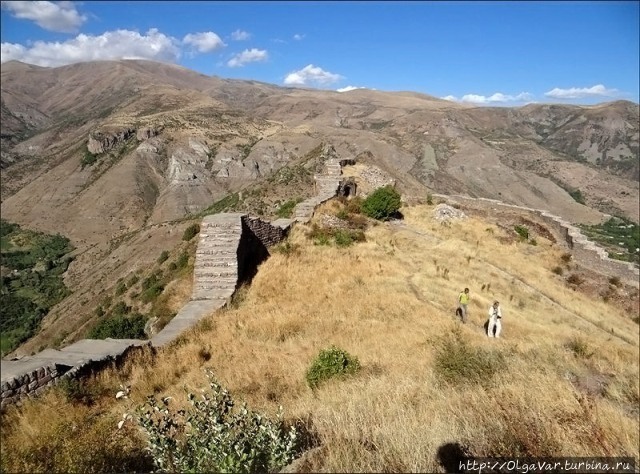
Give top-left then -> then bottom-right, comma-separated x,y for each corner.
2,203 -> 638,473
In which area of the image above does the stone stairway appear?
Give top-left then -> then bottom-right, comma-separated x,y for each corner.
151,213 -> 244,347
2,155 -> 347,407
294,158 -> 343,223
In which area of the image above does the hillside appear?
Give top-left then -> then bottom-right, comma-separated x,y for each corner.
1,200 -> 638,472
0,58 -> 638,358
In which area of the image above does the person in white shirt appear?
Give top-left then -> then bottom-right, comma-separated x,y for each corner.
487,300 -> 502,337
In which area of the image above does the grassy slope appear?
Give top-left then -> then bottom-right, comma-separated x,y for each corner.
2,202 -> 638,473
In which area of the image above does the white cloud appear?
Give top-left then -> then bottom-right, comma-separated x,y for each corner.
1,28 -> 181,66
183,31 -> 225,53
544,84 -> 618,99
231,29 -> 250,41
284,64 -> 343,87
443,92 -> 533,104
1,0 -> 87,33
337,85 -> 366,92
227,48 -> 268,68
293,33 -> 305,41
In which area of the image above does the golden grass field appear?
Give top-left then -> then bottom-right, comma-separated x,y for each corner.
1,201 -> 638,473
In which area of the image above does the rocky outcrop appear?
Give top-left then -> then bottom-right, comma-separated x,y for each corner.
87,128 -> 135,154
137,126 -> 161,141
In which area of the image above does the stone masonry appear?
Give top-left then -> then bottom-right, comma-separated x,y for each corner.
435,194 -> 640,287
0,156 -> 347,408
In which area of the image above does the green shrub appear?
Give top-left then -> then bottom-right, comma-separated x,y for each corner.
609,276 -> 621,287
276,199 -> 302,219
137,371 -> 300,473
306,346 -> 361,389
176,251 -> 190,269
334,229 -> 366,247
94,306 -> 105,317
115,281 -> 127,296
433,329 -> 504,386
569,189 -> 586,205
514,225 -> 529,241
157,250 -> 169,264
80,150 -> 98,169
552,266 -> 564,276
182,223 -> 200,241
426,193 -> 434,205
88,313 -> 147,339
361,185 -> 401,221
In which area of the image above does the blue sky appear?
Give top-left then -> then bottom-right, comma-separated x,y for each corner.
1,1 -> 638,106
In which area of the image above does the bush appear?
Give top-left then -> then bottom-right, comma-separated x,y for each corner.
138,371 -> 300,473
433,329 -> 504,386
361,185 -> 401,221
569,189 -> 586,205
115,281 -> 127,296
514,225 -> 529,241
157,251 -> 169,264
80,150 -> 98,169
333,229 -> 366,247
306,346 -> 361,389
88,313 -> 147,339
552,266 -> 564,276
276,199 -> 302,219
182,223 -> 200,241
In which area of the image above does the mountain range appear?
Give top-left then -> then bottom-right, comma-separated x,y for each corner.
0,58 -> 638,355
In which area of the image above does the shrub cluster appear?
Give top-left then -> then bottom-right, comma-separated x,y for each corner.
138,371 -> 300,473
276,198 -> 303,218
182,223 -> 201,241
361,185 -> 401,220
306,346 -> 361,389
306,224 -> 365,247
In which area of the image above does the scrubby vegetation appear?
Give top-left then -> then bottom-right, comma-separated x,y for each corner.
0,219 -> 74,355
182,223 -> 200,241
89,313 -> 147,340
1,203 -> 638,473
138,371 -> 301,473
361,185 -> 402,220
306,346 -> 361,389
276,198 -> 302,218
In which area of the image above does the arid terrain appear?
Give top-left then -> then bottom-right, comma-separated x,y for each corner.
1,58 -> 638,356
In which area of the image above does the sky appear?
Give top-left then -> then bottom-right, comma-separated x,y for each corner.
1,1 -> 639,106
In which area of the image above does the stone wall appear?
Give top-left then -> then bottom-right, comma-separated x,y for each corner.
242,216 -> 291,248
1,340 -> 150,409
1,363 -> 67,409
0,157 -> 340,410
436,194 -> 639,286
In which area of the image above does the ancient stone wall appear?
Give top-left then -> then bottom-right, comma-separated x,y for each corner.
436,194 -> 639,286
242,216 -> 290,248
0,157 -> 343,409
1,364 -> 66,409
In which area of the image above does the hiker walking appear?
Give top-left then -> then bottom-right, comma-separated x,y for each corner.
487,300 -> 502,338
458,288 -> 470,323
